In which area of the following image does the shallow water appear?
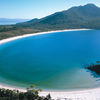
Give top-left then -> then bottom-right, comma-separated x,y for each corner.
0,30 -> 100,90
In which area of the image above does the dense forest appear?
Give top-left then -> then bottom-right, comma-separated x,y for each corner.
0,3 -> 100,40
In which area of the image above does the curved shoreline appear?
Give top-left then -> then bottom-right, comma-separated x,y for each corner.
0,83 -> 100,100
1,28 -> 100,99
0,29 -> 90,45
40,87 -> 100,99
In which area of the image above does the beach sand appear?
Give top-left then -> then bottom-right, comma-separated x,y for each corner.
39,87 -> 100,100
0,84 -> 100,100
1,28 -> 100,100
0,29 -> 90,45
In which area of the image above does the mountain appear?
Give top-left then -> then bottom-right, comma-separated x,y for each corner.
0,18 -> 30,25
0,3 -> 100,40
22,3 -> 100,29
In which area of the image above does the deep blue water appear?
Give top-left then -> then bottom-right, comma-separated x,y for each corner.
0,30 -> 100,90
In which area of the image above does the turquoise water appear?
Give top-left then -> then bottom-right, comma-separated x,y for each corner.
0,30 -> 100,90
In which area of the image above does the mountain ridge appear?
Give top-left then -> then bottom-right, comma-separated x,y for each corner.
19,3 -> 100,29
0,3 -> 100,40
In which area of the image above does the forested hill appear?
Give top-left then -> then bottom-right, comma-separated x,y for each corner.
0,3 -> 100,40
21,3 -> 100,29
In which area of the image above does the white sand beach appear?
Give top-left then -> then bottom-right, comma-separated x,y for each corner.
0,29 -> 90,45
1,28 -> 100,100
0,84 -> 100,100
39,87 -> 100,100
0,84 -> 26,92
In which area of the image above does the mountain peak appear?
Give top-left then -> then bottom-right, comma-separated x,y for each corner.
21,3 -> 100,30
83,3 -> 98,8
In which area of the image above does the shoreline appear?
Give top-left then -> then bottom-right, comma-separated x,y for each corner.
0,84 -> 100,100
0,28 -> 100,99
0,84 -> 26,92
0,28 -> 90,45
39,87 -> 100,99
0,83 -> 100,100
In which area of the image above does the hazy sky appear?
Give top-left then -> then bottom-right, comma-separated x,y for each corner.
0,0 -> 100,19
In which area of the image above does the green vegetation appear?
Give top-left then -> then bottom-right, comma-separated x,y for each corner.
86,61 -> 100,74
0,85 -> 52,100
0,4 -> 100,40
87,64 -> 100,74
